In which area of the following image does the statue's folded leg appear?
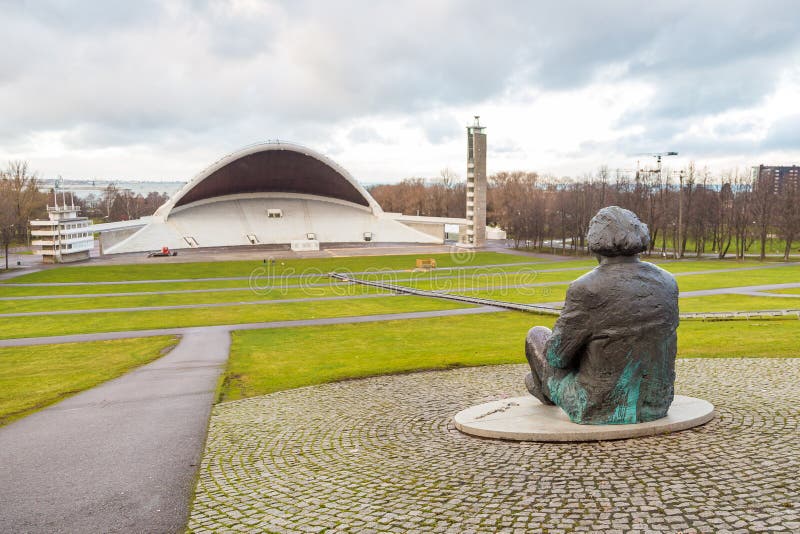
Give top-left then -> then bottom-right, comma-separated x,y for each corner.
524,326 -> 557,405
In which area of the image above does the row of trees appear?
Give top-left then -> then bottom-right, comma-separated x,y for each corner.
490,166 -> 800,260
370,165 -> 800,260
0,162 -> 47,269
80,186 -> 169,222
4,159 -> 798,268
368,169 -> 466,218
0,161 -> 171,268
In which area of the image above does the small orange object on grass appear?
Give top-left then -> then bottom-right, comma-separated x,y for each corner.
415,258 -> 437,270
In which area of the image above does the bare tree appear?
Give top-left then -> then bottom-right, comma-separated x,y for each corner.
365,163 -> 799,261
0,179 -> 15,269
777,177 -> 800,260
0,161 -> 46,267
752,171 -> 776,260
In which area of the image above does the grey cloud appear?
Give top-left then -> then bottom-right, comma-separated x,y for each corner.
493,140 -> 524,155
578,113 -> 795,164
761,115 -> 800,151
1,0 -> 800,175
346,126 -> 387,144
12,0 -> 162,33
418,114 -> 462,144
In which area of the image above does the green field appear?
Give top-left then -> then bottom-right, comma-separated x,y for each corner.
680,295 -> 800,313
0,295 -> 468,340
0,277 -> 331,297
393,270 -> 577,290
221,312 -> 548,401
675,265 -> 800,291
390,260 -> 800,294
3,252 -> 800,338
0,284 -> 388,314
0,336 -> 178,426
4,251 -> 800,417
455,286 -> 569,305
1,252 -> 537,284
219,311 -> 800,402
766,288 -> 800,295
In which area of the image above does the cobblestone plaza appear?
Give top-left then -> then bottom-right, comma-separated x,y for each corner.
189,358 -> 800,533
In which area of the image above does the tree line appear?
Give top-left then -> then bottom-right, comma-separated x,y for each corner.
368,168 -> 466,218
369,165 -> 800,260
81,185 -> 169,222
0,161 -> 170,268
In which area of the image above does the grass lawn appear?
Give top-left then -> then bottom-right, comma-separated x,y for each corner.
675,265 -> 800,291
0,277 -> 331,297
393,270 -> 583,291
0,284 -> 388,314
0,295 -> 470,340
453,286 -> 569,305
653,259 -> 771,273
766,288 -> 800,295
220,312 -> 554,401
391,262 -> 798,293
4,258 -> 796,315
447,287 -> 800,311
2,252 -> 536,284
0,336 -> 178,426
678,319 -> 800,358
218,312 -> 800,402
680,295 -> 800,313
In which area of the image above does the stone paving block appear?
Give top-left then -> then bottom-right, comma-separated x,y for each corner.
187,359 -> 800,532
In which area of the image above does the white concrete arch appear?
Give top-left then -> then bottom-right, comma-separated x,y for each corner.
155,141 -> 383,219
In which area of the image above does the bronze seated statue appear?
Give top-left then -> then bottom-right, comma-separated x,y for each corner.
525,206 -> 679,425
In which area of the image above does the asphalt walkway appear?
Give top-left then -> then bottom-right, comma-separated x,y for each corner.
0,306 -> 502,348
679,282 -> 800,297
0,329 -> 231,533
0,268 -> 41,281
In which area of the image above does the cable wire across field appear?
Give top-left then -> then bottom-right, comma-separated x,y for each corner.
329,273 -> 800,321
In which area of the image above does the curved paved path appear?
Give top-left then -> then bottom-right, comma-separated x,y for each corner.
0,268 -> 42,281
0,306 -> 502,348
679,282 -> 800,297
188,359 -> 800,533
0,329 -> 231,533
738,291 -> 800,298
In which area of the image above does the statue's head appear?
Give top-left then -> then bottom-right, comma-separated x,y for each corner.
587,206 -> 650,257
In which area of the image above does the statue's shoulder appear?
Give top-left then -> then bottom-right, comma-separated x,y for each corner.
567,267 -> 600,296
639,260 -> 674,276
639,260 -> 679,289
570,267 -> 597,287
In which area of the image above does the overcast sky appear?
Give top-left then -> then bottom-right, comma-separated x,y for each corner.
2,0 -> 799,184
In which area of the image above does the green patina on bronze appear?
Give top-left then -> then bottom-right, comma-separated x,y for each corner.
525,207 -> 679,425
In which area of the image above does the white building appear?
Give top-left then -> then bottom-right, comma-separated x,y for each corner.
31,195 -> 93,263
101,142 -> 469,254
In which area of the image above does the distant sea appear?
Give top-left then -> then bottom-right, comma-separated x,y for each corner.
39,179 -> 187,198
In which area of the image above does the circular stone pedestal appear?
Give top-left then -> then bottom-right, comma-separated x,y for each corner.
454,395 -> 714,442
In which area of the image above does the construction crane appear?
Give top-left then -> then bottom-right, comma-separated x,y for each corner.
634,151 -> 681,258
638,151 -> 678,165
634,151 -> 678,176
